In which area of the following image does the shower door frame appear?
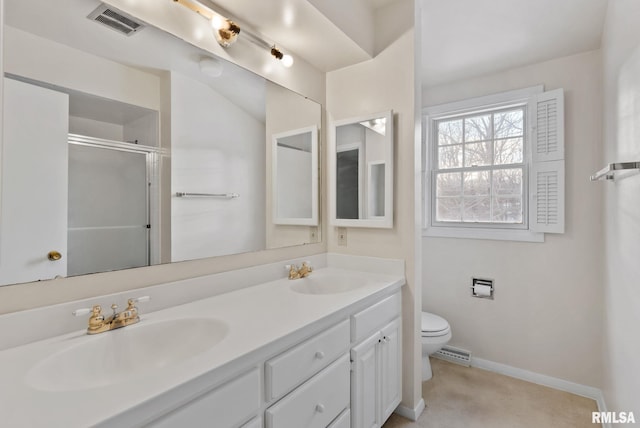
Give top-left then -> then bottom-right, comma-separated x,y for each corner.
68,134 -> 162,267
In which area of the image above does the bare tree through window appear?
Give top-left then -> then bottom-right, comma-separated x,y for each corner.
434,107 -> 525,224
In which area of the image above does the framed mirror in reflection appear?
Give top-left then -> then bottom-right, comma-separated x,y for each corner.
0,0 -> 321,286
330,111 -> 394,228
272,126 -> 319,226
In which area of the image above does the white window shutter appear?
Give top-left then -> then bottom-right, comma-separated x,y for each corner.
530,88 -> 564,162
530,160 -> 564,233
529,89 -> 565,234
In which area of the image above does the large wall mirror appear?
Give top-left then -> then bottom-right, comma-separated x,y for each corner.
0,0 -> 321,287
329,111 -> 394,228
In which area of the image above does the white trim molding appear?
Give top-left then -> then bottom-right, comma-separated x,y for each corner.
471,357 -> 609,427
394,398 -> 425,421
424,226 -> 544,242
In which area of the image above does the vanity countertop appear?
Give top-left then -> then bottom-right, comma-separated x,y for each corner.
0,267 -> 404,427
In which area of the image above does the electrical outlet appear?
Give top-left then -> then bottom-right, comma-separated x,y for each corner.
309,227 -> 318,243
337,227 -> 347,246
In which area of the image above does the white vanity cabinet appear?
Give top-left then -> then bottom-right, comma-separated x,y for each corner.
350,293 -> 402,428
265,320 -> 351,428
266,320 -> 350,401
147,369 -> 261,428
0,257 -> 406,428
144,295 -> 401,428
265,355 -> 350,428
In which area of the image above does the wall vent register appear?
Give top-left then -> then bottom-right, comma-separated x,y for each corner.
87,3 -> 145,36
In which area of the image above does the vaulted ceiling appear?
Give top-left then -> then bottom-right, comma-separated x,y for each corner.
420,0 -> 609,86
6,0 -> 609,89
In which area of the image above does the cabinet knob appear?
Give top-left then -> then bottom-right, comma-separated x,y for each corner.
47,250 -> 62,261
315,404 -> 325,413
315,351 -> 325,360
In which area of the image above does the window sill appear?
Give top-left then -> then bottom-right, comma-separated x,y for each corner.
423,226 -> 544,243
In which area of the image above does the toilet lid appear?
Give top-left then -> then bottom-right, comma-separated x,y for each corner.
421,312 -> 449,333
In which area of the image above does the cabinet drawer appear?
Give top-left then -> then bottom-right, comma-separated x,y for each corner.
241,417 -> 262,428
266,319 -> 350,400
149,368 -> 260,428
351,293 -> 401,343
265,355 -> 350,428
328,409 -> 350,428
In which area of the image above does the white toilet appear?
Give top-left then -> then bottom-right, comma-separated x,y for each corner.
421,311 -> 452,381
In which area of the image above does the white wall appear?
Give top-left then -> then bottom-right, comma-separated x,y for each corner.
326,0 -> 422,414
171,72 -> 266,261
422,50 -> 604,388
123,114 -> 159,147
600,0 -> 640,415
69,116 -> 124,142
4,26 -> 160,110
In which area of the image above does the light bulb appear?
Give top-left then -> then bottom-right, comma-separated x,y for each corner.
281,54 -> 294,68
211,15 -> 225,30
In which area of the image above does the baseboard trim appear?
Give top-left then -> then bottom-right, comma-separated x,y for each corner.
593,390 -> 611,428
394,398 -> 425,421
471,357 -> 608,427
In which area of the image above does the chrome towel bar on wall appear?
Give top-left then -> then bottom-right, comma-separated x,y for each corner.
590,162 -> 640,181
175,192 -> 240,198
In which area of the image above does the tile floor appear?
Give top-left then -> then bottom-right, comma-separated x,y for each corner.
384,358 -> 598,428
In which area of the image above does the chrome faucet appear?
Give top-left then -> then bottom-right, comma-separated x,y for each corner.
286,261 -> 313,280
73,296 -> 150,335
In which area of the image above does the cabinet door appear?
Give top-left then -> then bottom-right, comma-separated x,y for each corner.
0,78 -> 69,285
379,318 -> 402,423
351,332 -> 380,428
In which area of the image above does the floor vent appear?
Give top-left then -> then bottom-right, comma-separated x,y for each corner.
87,4 -> 145,36
433,346 -> 471,367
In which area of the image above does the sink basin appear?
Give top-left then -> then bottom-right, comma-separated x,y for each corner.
290,274 -> 372,295
26,318 -> 228,392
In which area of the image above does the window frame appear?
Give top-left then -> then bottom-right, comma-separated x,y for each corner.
423,86 -> 545,243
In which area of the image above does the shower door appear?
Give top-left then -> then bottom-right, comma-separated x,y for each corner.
67,140 -> 150,276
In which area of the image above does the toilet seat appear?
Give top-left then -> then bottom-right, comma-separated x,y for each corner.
421,312 -> 450,337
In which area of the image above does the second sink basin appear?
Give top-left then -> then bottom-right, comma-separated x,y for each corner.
26,317 -> 228,392
290,273 -> 373,295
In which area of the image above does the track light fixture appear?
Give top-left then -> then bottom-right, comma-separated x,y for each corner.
174,0 -> 294,67
270,46 -> 294,68
211,16 -> 240,48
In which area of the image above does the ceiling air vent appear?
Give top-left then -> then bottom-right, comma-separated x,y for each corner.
87,4 -> 145,36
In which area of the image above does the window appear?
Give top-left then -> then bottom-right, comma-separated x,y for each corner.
434,107 -> 526,226
424,87 -> 565,242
